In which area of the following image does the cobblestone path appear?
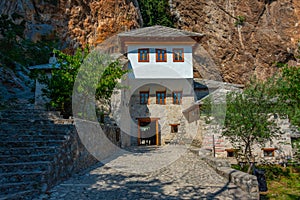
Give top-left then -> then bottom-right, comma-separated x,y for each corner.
37,147 -> 251,200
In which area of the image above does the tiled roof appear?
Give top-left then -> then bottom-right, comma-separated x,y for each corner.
118,25 -> 204,38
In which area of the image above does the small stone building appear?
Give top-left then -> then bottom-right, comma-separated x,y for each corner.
196,80 -> 295,164
29,54 -> 59,109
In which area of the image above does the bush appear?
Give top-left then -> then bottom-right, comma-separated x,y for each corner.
256,165 -> 291,180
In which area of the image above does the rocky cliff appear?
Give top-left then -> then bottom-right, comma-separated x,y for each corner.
1,0 -> 299,84
171,0 -> 300,83
0,0 -> 142,48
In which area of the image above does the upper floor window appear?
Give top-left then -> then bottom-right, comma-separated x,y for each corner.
138,48 -> 149,62
156,49 -> 167,62
140,91 -> 149,105
156,91 -> 166,105
173,48 -> 184,62
173,91 -> 182,105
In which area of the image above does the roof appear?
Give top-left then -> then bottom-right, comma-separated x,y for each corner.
118,25 -> 204,38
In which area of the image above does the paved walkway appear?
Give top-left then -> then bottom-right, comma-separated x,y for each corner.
37,146 -> 251,200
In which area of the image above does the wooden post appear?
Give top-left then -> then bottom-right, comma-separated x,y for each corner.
213,135 -> 216,157
156,120 -> 159,145
138,119 -> 140,145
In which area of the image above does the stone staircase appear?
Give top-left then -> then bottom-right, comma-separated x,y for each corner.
200,120 -> 227,155
0,109 -> 74,200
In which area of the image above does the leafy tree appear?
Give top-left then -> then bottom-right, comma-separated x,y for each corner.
138,0 -> 174,27
276,66 -> 300,128
223,81 -> 278,173
37,48 -> 127,117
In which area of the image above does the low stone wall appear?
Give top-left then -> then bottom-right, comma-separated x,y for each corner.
192,149 -> 259,200
46,124 -> 98,190
47,122 -> 121,190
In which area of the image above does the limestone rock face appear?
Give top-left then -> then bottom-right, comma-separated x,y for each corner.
1,0 -> 300,84
171,0 -> 300,83
0,0 -> 142,48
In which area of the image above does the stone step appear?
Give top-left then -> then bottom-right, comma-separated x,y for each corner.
0,146 -> 59,156
0,113 -> 60,120
0,161 -> 52,173
0,171 -> 47,184
0,181 -> 38,196
0,124 -> 74,132
0,189 -> 40,200
0,119 -> 55,125
0,109 -> 60,115
0,140 -> 65,148
0,154 -> 56,164
0,129 -> 72,136
0,134 -> 69,141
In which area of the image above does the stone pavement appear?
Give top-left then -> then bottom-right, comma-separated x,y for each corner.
36,146 -> 252,200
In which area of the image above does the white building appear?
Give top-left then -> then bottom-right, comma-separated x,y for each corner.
115,25 -> 204,147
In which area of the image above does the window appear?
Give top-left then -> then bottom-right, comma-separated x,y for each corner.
156,49 -> 167,62
138,48 -> 149,62
173,91 -> 182,105
263,148 -> 275,157
173,48 -> 184,62
156,91 -> 166,105
225,149 -> 236,157
140,91 -> 149,105
170,124 -> 179,133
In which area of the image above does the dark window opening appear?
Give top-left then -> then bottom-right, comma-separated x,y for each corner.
140,91 -> 149,105
156,91 -> 166,105
173,91 -> 182,105
170,124 -> 179,133
225,149 -> 236,157
138,48 -> 149,62
173,48 -> 184,62
156,48 -> 167,62
263,148 -> 275,157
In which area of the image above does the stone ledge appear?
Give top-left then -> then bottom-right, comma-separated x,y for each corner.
192,148 -> 259,200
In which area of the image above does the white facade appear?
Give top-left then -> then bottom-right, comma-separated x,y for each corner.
127,44 -> 193,79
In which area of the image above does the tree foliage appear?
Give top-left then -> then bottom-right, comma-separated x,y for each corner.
37,48 -> 127,117
138,0 -> 174,27
223,81 -> 278,169
275,66 -> 300,128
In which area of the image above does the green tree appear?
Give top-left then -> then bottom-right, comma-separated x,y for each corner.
38,48 -> 127,117
223,81 -> 277,173
276,66 -> 300,128
138,0 -> 174,27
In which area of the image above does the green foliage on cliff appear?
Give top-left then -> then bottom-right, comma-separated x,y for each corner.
0,14 -> 58,69
234,16 -> 246,27
138,0 -> 174,27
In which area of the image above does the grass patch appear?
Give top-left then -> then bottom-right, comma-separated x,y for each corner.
262,171 -> 300,199
232,164 -> 300,199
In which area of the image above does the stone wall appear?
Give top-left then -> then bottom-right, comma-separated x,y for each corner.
46,122 -> 120,190
201,116 -> 294,164
192,149 -> 259,200
45,124 -> 98,190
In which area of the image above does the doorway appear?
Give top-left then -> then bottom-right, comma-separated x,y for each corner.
138,118 -> 159,145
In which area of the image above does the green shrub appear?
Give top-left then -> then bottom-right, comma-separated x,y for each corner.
256,165 -> 291,180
